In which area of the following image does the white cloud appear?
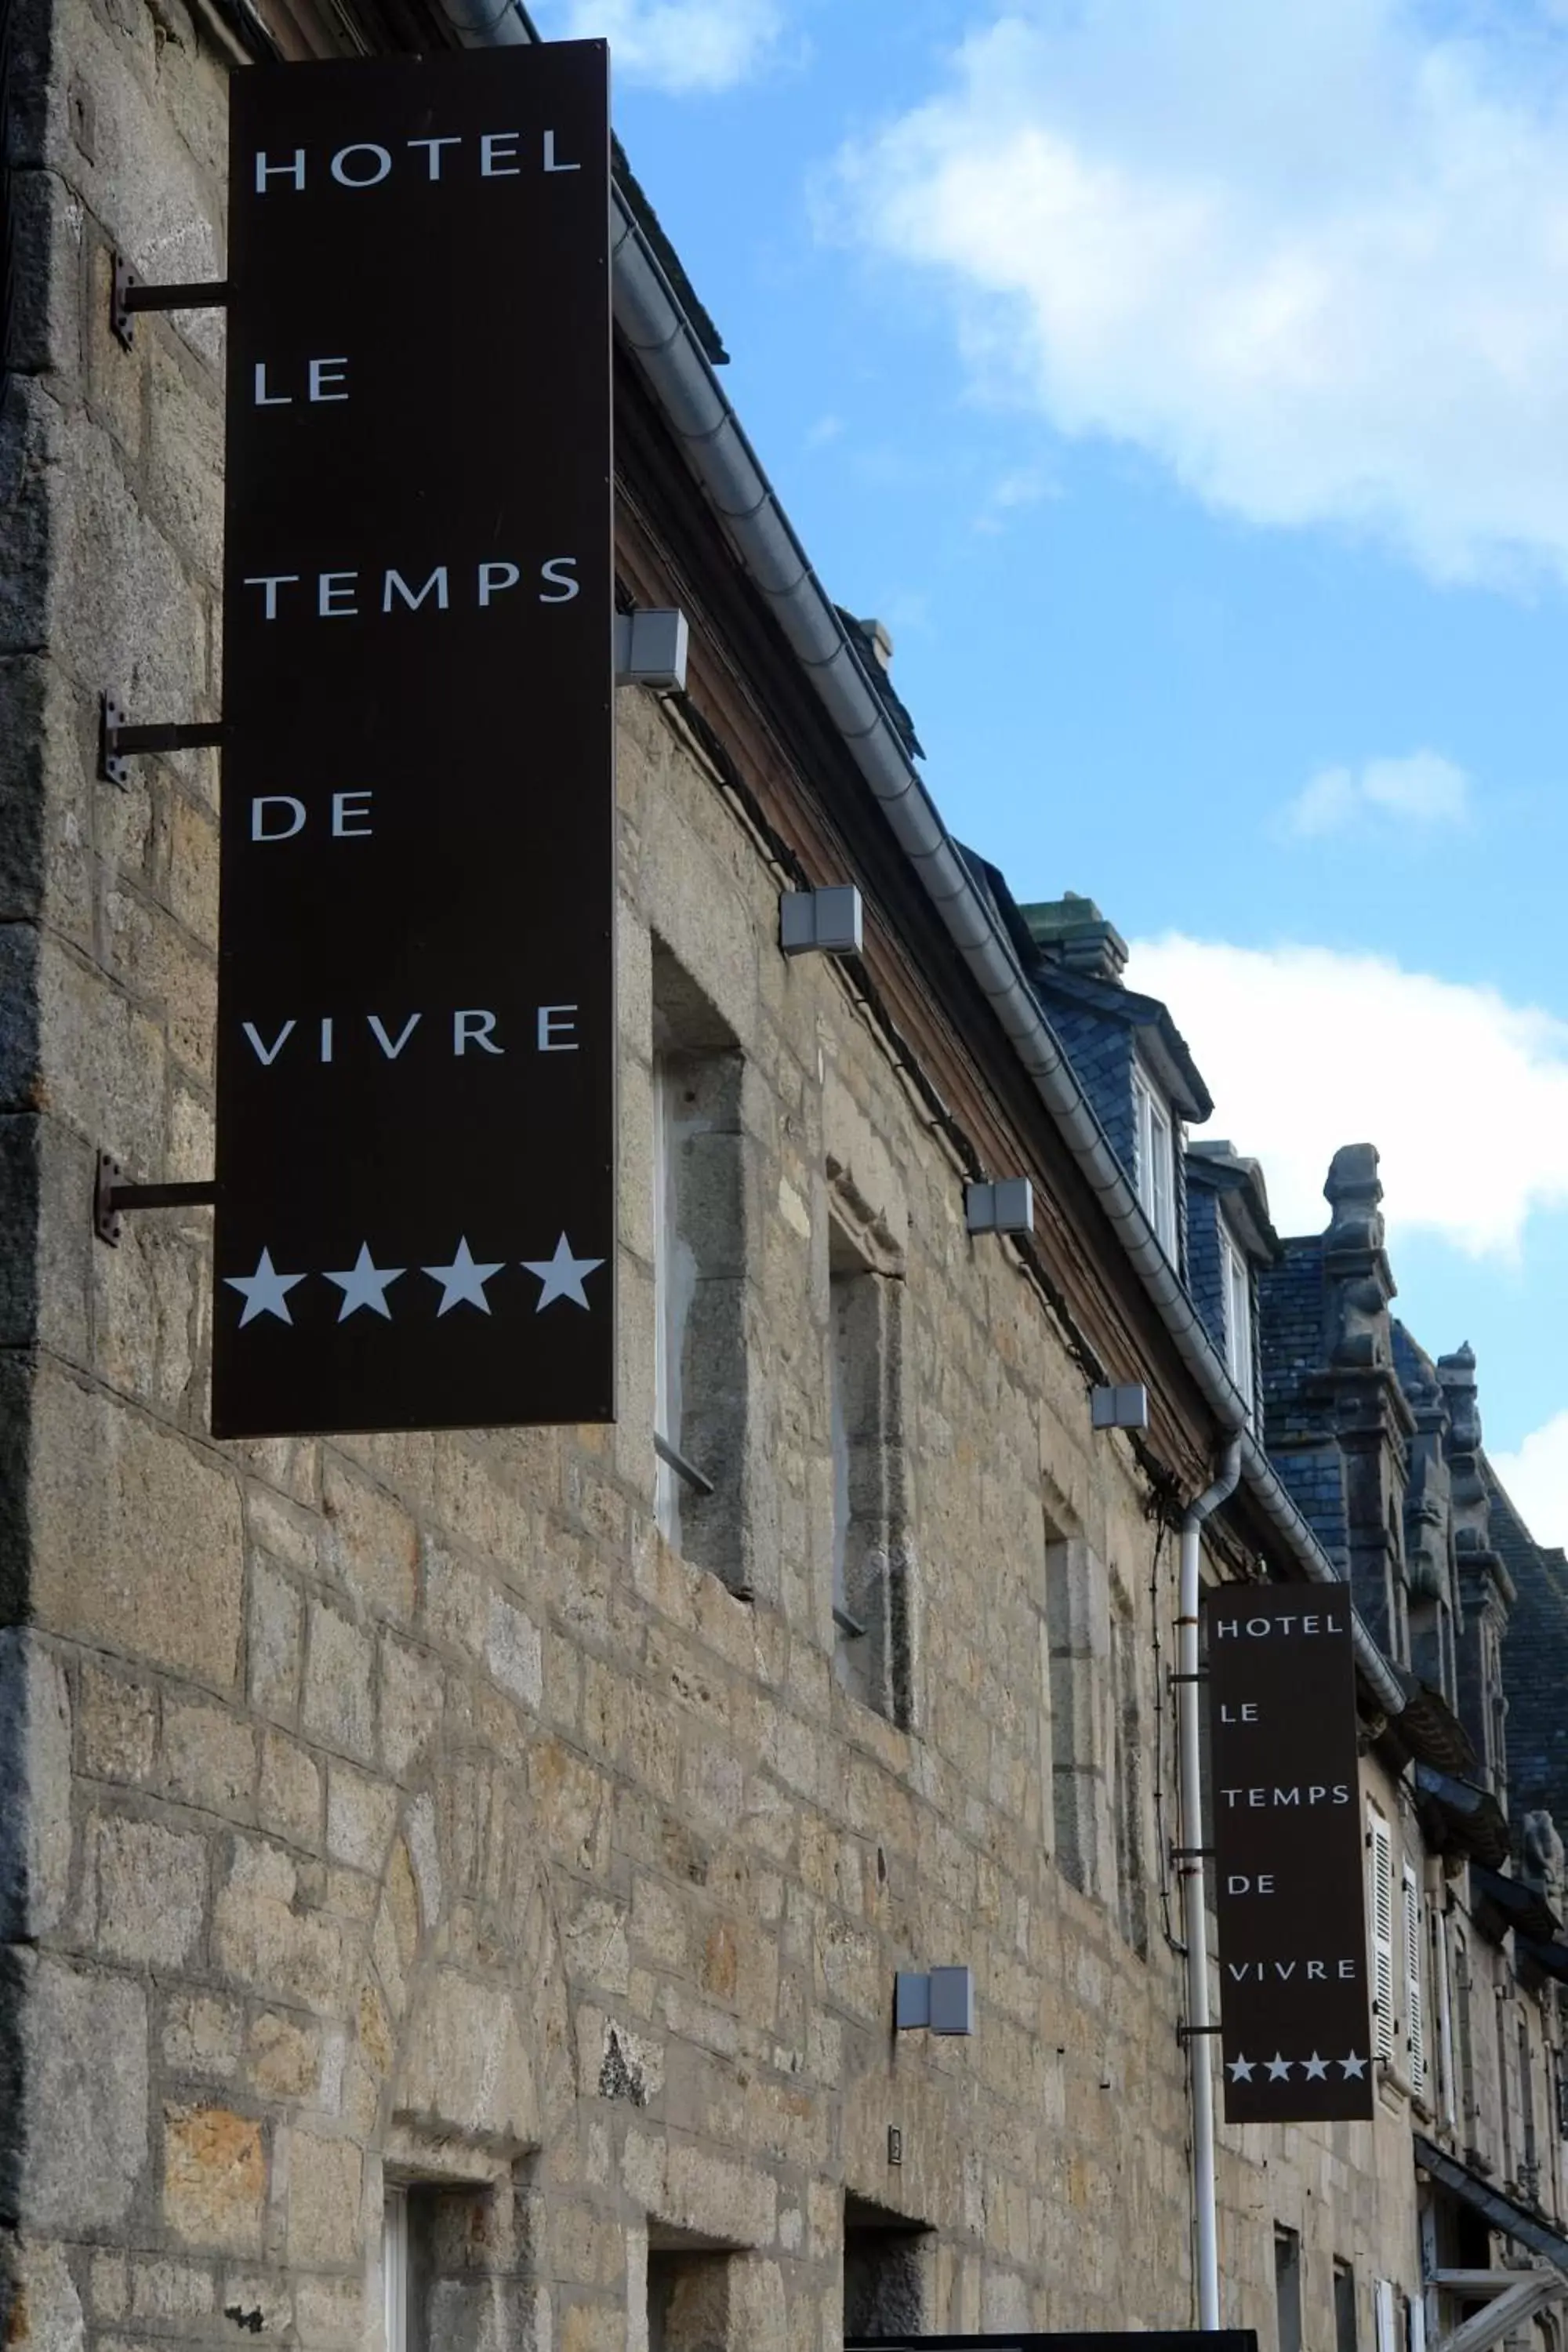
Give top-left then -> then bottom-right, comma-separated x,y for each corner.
543,0 -> 782,92
833,2 -> 1568,581
974,463 -> 1059,532
1285,749 -> 1472,837
1123,935 -> 1568,1254
1491,1410 -> 1568,1551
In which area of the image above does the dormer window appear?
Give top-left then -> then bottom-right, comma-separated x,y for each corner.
1220,1225 -> 1254,1418
1131,1065 -> 1177,1256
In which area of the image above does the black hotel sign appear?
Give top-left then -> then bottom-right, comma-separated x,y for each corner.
212,45 -> 613,1439
1207,1588 -> 1374,2123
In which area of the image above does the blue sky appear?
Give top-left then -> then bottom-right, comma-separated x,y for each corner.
537,0 -> 1568,1542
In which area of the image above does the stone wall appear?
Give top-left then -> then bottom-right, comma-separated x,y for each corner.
2,10 -> 1561,2352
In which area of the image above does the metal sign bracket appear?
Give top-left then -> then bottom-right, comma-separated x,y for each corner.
95,1151 -> 217,1247
111,258 -> 230,350
100,692 -> 224,786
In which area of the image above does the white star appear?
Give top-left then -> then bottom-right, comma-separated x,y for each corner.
324,1243 -> 405,1322
1339,2050 -> 1367,2078
422,1236 -> 504,1316
1302,2052 -> 1330,2080
1266,2053 -> 1294,2081
1227,2053 -> 1254,2083
521,1232 -> 604,1312
224,1247 -> 307,1327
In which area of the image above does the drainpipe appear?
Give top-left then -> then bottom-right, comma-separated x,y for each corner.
1179,1437 -> 1242,2332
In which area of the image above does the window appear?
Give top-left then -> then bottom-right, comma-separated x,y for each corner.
1520,2015 -> 1539,2195
1221,1227 -> 1254,1417
1374,2281 -> 1399,2352
1110,1596 -> 1148,1957
827,1214 -> 912,1725
383,2187 -> 408,2352
652,1056 -> 697,1547
1275,2227 -> 1303,2352
1047,1532 -> 1110,1902
1498,1991 -> 1516,2183
1132,1067 -> 1177,1255
843,2196 -> 929,2339
1454,1931 -> 1478,2146
1368,1806 -> 1396,2065
1403,1862 -> 1427,2097
650,950 -> 747,1584
1334,2262 -> 1359,2352
1432,1906 -> 1457,2131
648,2244 -> 735,2352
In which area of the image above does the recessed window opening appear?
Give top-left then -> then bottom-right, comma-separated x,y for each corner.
1454,1931 -> 1477,2147
650,946 -> 747,1587
827,1207 -> 911,1726
1498,1991 -> 1516,2183
383,2181 -> 463,2352
1334,2260 -> 1359,2352
1132,1065 -> 1177,1257
1111,1592 -> 1148,1957
1275,2225 -> 1304,2352
647,2230 -> 743,2352
843,2195 -> 930,2341
1521,2013 -> 1538,2193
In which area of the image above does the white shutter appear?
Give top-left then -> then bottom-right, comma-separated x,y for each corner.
1404,1863 -> 1426,2094
1407,2292 -> 1426,2352
1374,2281 -> 1398,2352
1369,1807 -> 1395,2063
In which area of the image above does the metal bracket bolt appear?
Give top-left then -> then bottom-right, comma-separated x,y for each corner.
111,257 -> 230,350
95,1151 -> 216,1247
100,692 -> 224,787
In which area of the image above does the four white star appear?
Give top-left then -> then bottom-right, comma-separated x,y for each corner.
521,1232 -> 605,1312
227,1235 -> 607,1326
1229,2049 -> 1369,2089
421,1236 -> 505,1316
325,1242 -> 405,1321
224,1246 -> 307,1327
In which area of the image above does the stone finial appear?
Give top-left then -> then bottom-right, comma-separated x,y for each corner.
1323,1145 -> 1395,1367
1439,1344 -> 1490,1555
1324,1143 -> 1384,1250
1523,1810 -> 1566,1915
1438,1344 -> 1481,1454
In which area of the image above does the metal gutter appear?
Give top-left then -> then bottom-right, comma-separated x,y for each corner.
449,2 -> 1406,1723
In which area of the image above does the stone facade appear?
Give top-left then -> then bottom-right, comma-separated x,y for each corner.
4,15 -> 1568,2352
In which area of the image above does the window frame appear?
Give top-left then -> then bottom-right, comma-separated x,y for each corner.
1220,1223 -> 1254,1417
383,2186 -> 408,2352
1131,1064 -> 1178,1257
826,1210 -> 912,1726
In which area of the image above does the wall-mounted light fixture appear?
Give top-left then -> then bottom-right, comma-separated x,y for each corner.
964,1178 -> 1034,1237
780,884 -> 864,957
895,1966 -> 975,2034
615,608 -> 689,690
1091,1384 -> 1149,1431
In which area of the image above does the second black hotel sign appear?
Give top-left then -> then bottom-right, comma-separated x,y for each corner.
212,42 -> 614,1440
